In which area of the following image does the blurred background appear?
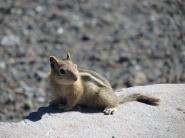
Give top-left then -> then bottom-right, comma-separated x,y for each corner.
0,0 -> 184,122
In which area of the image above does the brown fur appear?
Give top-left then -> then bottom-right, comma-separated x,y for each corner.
48,53 -> 160,115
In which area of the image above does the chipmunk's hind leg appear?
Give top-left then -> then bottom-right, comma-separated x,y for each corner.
103,106 -> 118,115
50,97 -> 62,106
98,89 -> 119,115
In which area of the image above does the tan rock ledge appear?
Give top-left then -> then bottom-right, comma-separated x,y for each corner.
0,84 -> 185,138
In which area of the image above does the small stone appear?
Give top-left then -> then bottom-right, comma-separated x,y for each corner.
36,6 -> 44,13
71,15 -> 83,28
101,3 -> 112,10
5,92 -> 15,105
57,28 -> 64,34
81,34 -> 93,41
1,35 -> 20,46
25,47 -> 36,62
37,97 -> 45,103
105,35 -> 116,43
15,88 -> 24,95
118,54 -> 132,63
0,114 -> 6,122
19,81 -> 35,98
35,71 -> 47,81
134,65 -> 142,71
0,62 -> 6,69
134,71 -> 147,85
23,100 -> 33,111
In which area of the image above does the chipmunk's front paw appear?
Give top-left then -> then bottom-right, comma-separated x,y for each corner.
50,100 -> 58,106
103,107 -> 118,115
58,104 -> 72,111
57,104 -> 65,110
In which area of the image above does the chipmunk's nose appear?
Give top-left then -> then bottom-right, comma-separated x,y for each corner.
73,75 -> 78,81
69,71 -> 78,81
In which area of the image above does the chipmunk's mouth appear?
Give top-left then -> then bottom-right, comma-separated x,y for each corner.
73,76 -> 78,81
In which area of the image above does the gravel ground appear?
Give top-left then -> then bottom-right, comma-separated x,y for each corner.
0,0 -> 184,122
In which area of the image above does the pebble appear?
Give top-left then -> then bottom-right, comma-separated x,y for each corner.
0,62 -> 6,69
37,97 -> 45,103
23,100 -> 33,111
134,72 -> 147,85
57,28 -> 64,34
81,34 -> 93,41
36,6 -> 45,13
1,35 -> 20,46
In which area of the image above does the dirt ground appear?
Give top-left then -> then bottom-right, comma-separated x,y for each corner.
0,0 -> 184,121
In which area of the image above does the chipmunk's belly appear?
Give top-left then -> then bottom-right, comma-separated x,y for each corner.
54,85 -> 68,98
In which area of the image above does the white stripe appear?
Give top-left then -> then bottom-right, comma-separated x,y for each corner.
80,72 -> 106,87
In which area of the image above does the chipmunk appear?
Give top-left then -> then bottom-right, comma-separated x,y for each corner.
48,53 -> 160,115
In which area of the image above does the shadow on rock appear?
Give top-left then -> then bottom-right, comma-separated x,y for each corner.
25,104 -> 102,122
25,104 -> 60,122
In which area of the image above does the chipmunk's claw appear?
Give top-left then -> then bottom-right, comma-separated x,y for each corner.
57,104 -> 72,111
103,107 -> 118,115
57,104 -> 65,110
50,100 -> 58,106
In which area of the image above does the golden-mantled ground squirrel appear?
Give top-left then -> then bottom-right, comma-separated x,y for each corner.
48,53 -> 160,115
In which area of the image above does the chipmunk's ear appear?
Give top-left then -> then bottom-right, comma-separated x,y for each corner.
49,56 -> 58,69
66,52 -> 71,60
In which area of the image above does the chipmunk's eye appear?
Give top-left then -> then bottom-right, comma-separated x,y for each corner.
59,68 -> 66,75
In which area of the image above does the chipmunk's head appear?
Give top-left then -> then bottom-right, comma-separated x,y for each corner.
49,53 -> 79,84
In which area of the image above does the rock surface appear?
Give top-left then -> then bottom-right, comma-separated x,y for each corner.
0,84 -> 184,138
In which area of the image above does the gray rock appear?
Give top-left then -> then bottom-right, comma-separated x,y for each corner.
0,84 -> 184,138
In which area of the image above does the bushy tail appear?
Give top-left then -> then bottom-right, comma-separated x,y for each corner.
119,94 -> 160,106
